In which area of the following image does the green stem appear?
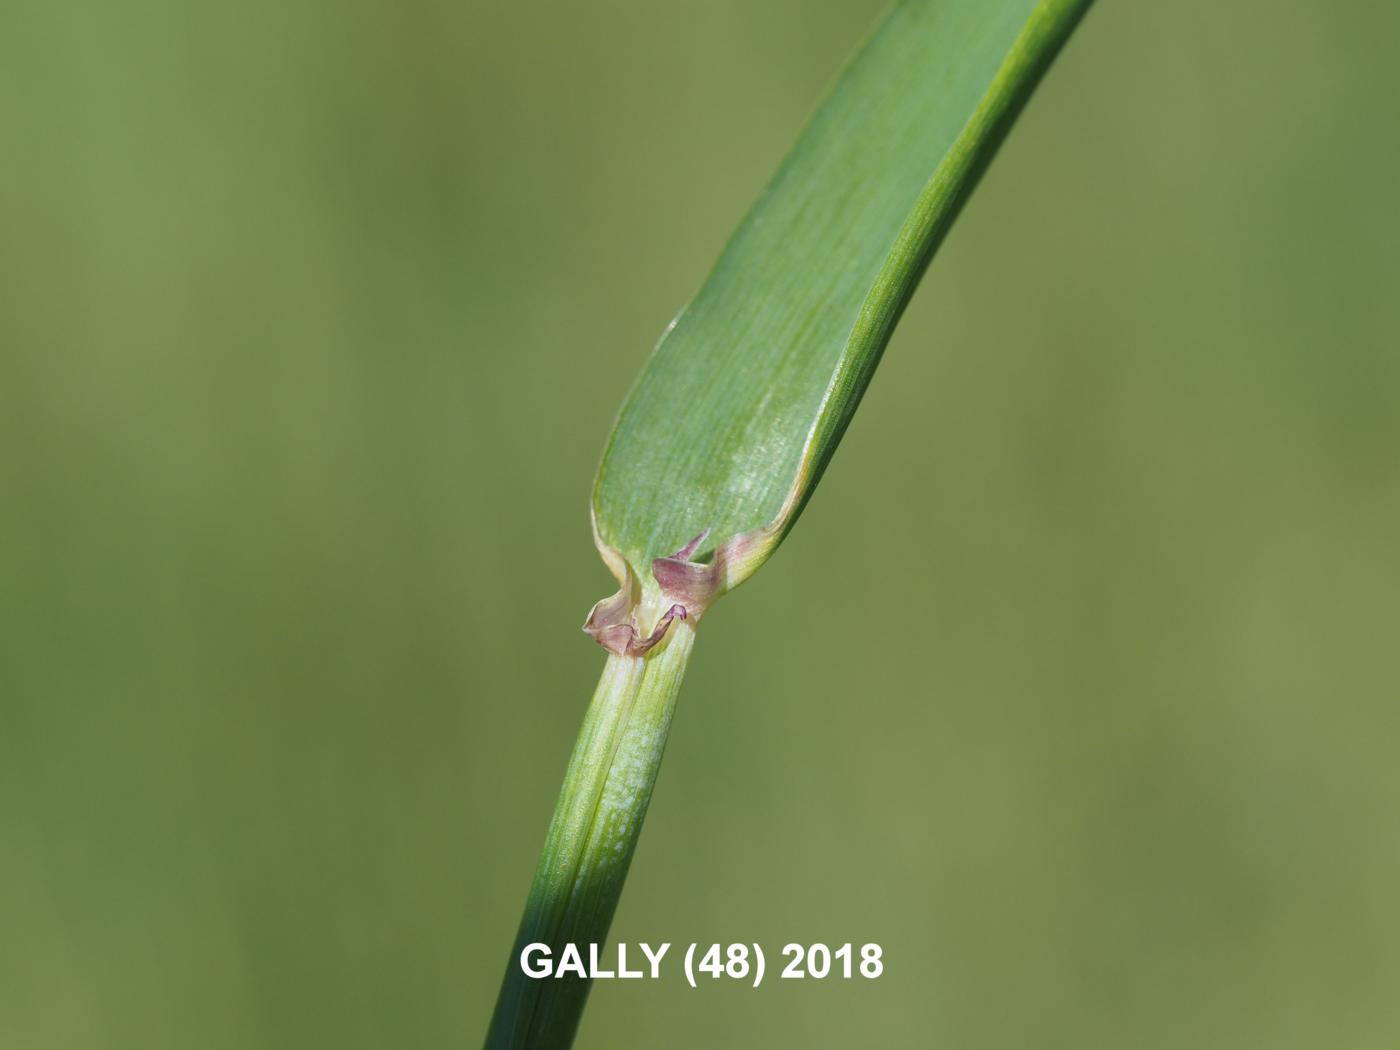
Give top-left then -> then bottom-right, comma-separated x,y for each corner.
486,620 -> 696,1049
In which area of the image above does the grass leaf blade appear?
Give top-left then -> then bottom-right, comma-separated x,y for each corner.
592,0 -> 1092,636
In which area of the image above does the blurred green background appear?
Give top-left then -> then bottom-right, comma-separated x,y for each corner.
3,1 -> 1399,1047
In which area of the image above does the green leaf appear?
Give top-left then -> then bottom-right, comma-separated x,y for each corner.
488,3 -> 1092,1045
586,0 -> 1091,653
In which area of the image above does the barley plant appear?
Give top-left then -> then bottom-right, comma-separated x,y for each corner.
486,1 -> 1093,1045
